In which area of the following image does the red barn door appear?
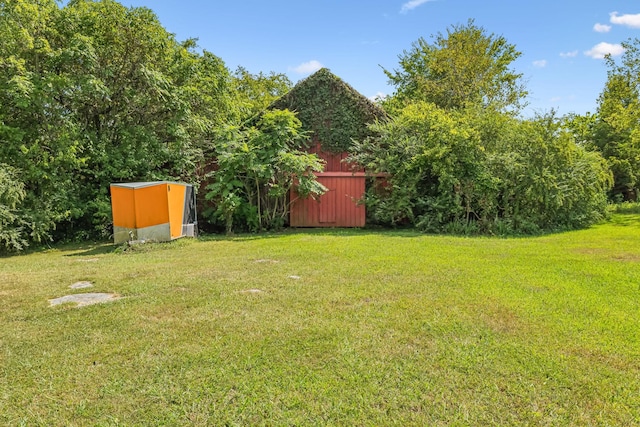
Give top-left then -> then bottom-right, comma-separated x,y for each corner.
290,172 -> 365,227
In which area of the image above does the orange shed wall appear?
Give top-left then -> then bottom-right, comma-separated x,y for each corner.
111,186 -> 137,229
167,183 -> 186,239
290,173 -> 365,227
134,184 -> 170,228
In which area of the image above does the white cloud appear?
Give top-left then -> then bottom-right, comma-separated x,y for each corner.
369,92 -> 387,101
593,23 -> 612,33
560,50 -> 578,58
290,60 -> 323,75
610,11 -> 640,28
584,42 -> 625,59
548,95 -> 575,104
533,60 -> 547,68
400,0 -> 434,14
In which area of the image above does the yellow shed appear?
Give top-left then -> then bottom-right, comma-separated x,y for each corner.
110,181 -> 197,244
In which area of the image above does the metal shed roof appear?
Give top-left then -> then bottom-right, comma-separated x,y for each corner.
110,181 -> 189,189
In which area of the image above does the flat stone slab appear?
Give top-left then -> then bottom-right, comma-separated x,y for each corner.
69,281 -> 93,289
49,293 -> 120,307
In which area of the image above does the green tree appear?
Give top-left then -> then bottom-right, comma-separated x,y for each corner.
232,67 -> 292,119
53,0 -> 212,236
384,20 -> 527,113
180,46 -> 239,142
591,38 -> 640,200
486,112 -> 612,233
0,0 -> 238,245
359,21 -> 610,234
205,110 -> 326,233
0,164 -> 28,252
350,102 -> 495,231
0,0 -> 84,243
351,105 -> 611,234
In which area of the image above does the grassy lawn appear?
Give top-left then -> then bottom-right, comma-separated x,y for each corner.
1,214 -> 639,426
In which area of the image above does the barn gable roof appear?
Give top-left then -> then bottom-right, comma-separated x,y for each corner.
270,68 -> 387,153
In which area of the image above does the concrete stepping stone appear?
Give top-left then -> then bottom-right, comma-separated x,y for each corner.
49,293 -> 120,307
69,281 -> 93,289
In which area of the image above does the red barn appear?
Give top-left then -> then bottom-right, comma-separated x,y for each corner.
289,143 -> 367,227
271,68 -> 386,227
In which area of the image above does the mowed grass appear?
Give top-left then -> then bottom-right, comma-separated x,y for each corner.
1,215 -> 639,426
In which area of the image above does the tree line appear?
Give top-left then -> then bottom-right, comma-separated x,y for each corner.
350,21 -> 614,235
0,0 -> 295,250
0,1 -> 638,251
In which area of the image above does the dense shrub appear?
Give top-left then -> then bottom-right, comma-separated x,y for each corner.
350,103 -> 612,234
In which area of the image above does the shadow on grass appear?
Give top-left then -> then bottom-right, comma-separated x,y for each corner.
199,219 -> 636,242
4,214 -> 638,258
607,213 -> 640,227
197,226 -> 425,242
0,240 -> 118,259
197,226 -> 555,242
63,244 -> 119,257
610,202 -> 640,215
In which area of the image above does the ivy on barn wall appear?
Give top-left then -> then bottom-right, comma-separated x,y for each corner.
270,68 -> 387,153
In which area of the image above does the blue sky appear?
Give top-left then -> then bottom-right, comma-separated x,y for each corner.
121,0 -> 640,117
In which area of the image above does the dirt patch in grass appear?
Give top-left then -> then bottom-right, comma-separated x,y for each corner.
240,289 -> 264,294
572,247 -> 640,263
610,253 -> 640,263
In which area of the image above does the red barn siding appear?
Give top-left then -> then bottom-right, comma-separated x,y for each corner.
307,143 -> 362,173
290,172 -> 365,227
